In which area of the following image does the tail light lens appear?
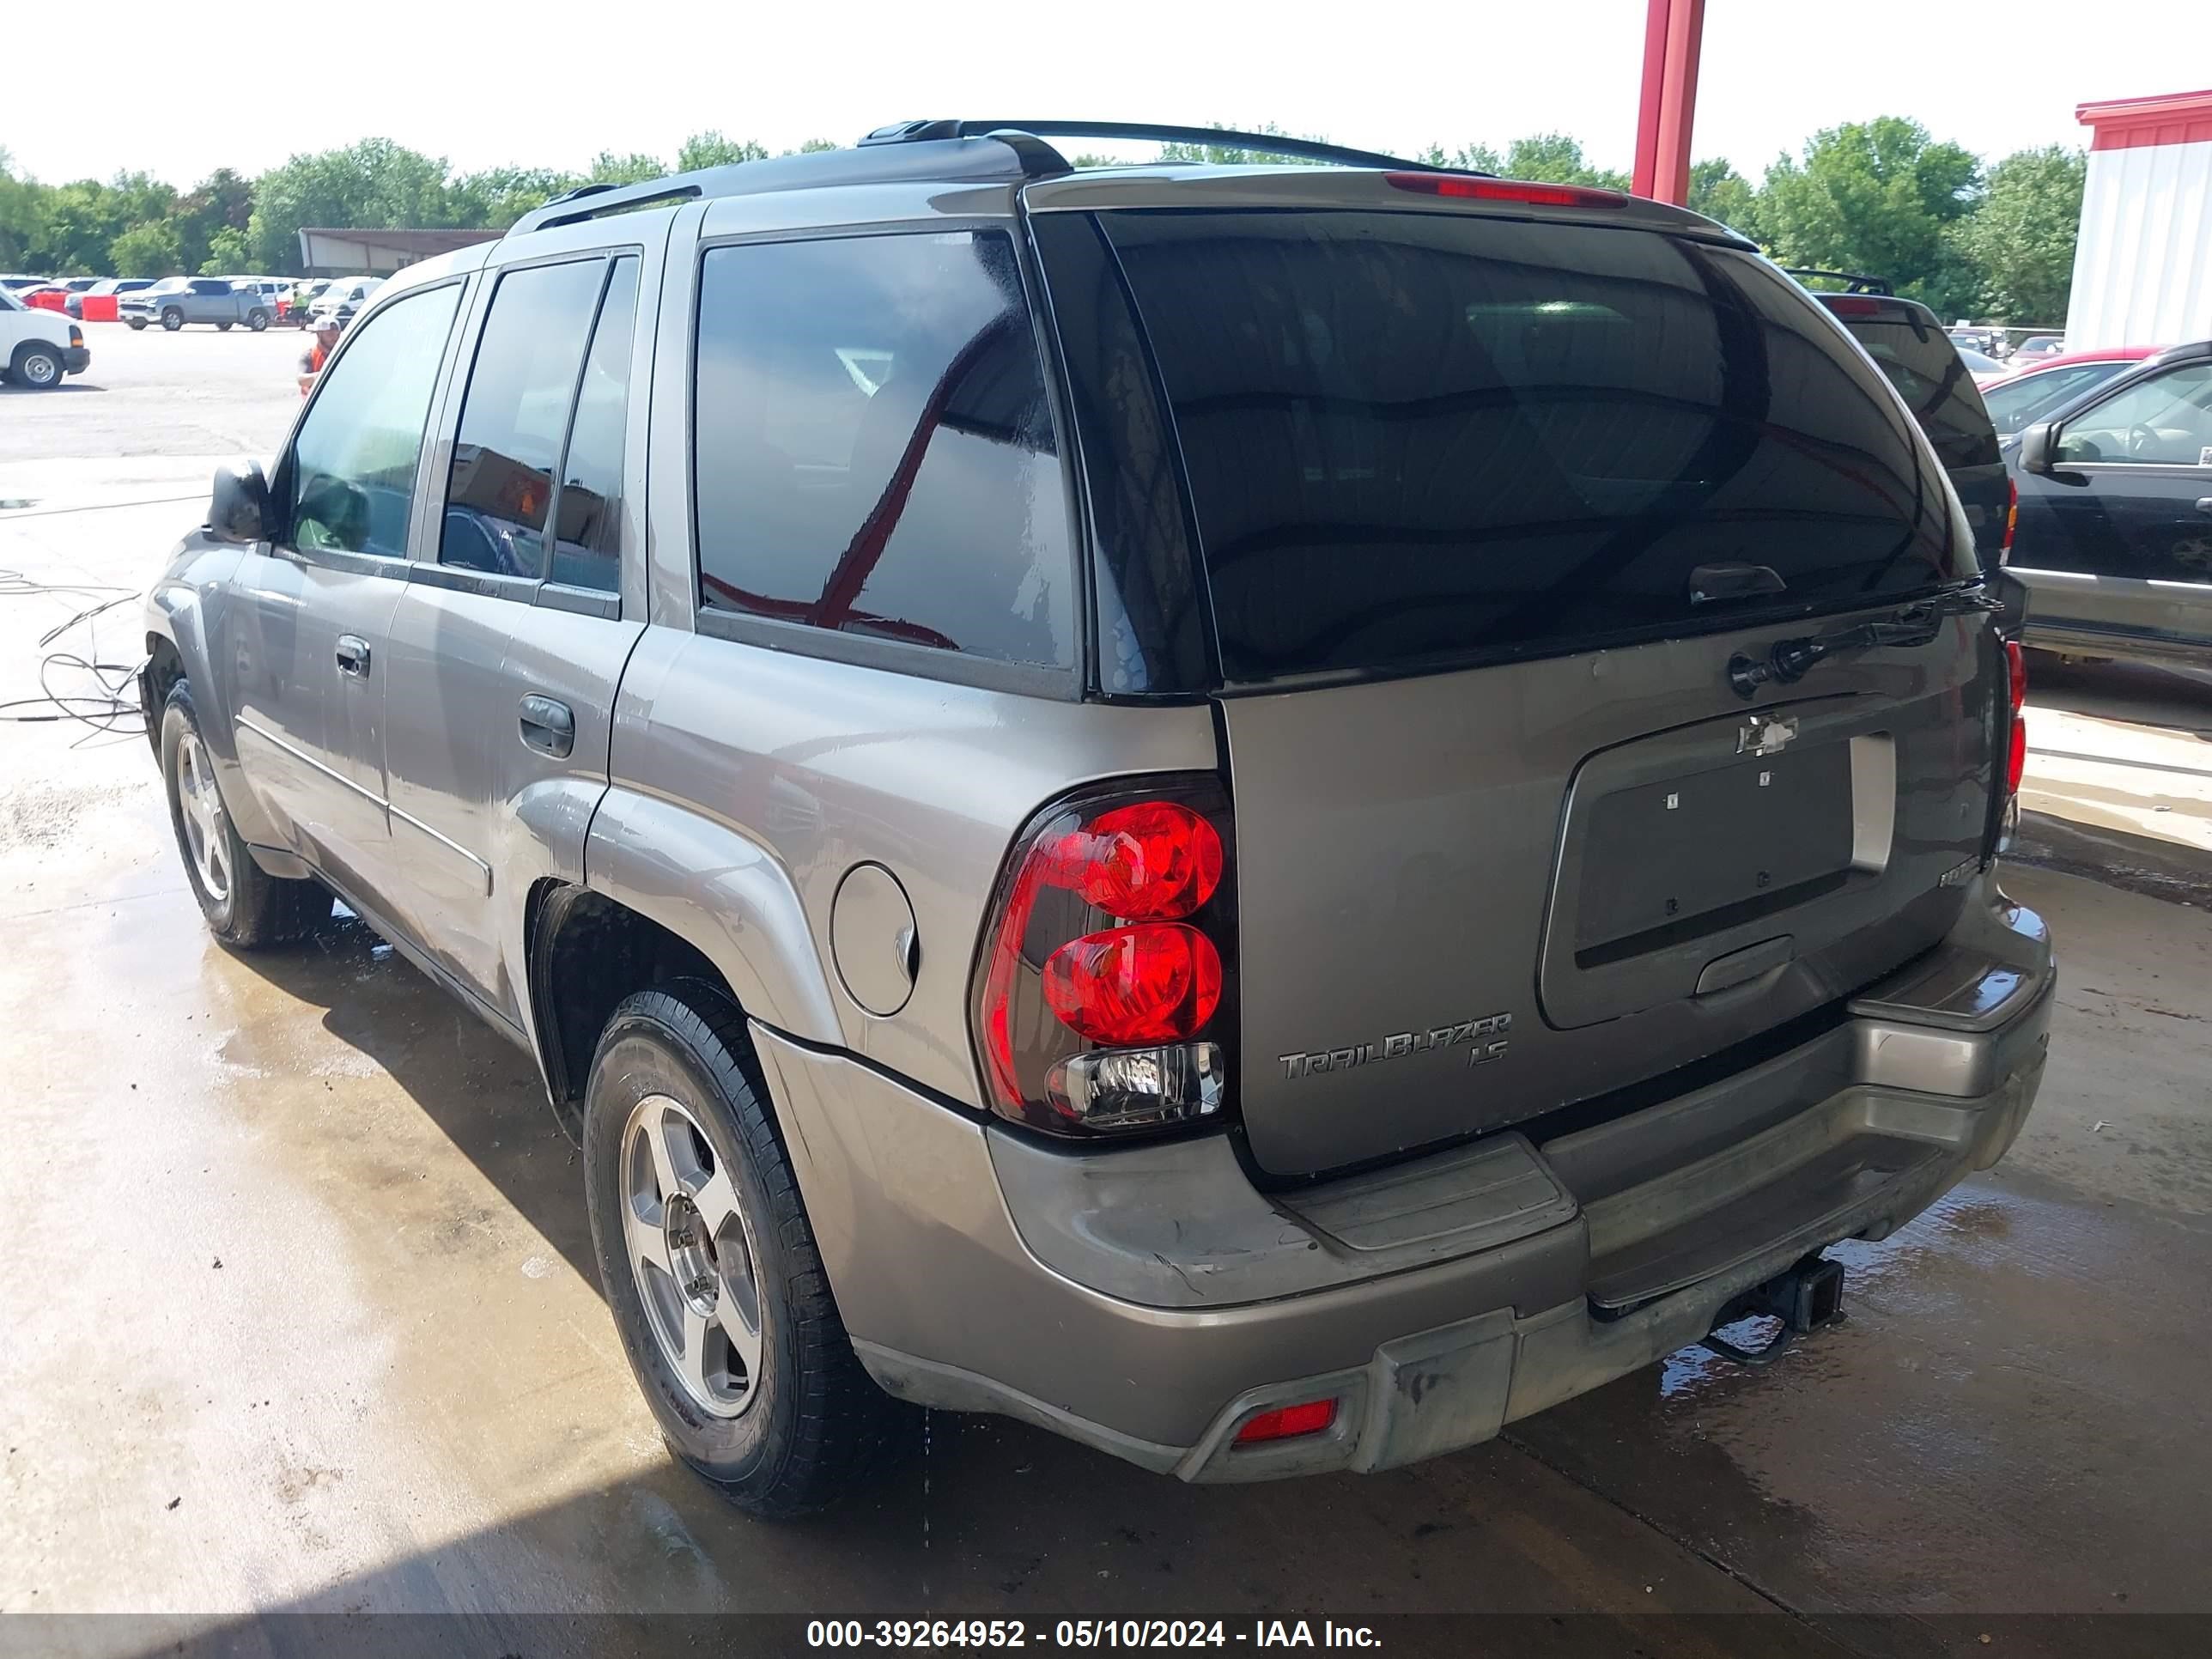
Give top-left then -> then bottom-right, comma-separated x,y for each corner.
2005,639 -> 2027,796
1384,171 -> 1627,210
973,778 -> 1235,1137
1235,1399 -> 1338,1445
2001,477 -> 2018,562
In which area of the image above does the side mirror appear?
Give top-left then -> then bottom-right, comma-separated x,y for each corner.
2017,421 -> 2057,476
209,459 -> 270,543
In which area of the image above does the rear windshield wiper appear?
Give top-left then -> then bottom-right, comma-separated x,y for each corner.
1728,587 -> 1999,698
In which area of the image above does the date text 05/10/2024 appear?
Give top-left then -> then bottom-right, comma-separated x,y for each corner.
805,1620 -> 1382,1649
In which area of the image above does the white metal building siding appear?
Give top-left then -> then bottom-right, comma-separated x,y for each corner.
2065,138 -> 2212,350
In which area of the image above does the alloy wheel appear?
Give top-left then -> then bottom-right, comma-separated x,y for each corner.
621,1091 -> 764,1418
174,731 -> 230,902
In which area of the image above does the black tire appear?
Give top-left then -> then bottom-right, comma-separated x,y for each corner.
160,307 -> 184,331
9,343 -> 64,390
127,319 -> 147,331
215,321 -> 234,332
246,309 -> 269,332
159,681 -> 330,948
583,981 -> 908,1517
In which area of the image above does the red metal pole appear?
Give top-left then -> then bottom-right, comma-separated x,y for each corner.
1632,0 -> 1705,204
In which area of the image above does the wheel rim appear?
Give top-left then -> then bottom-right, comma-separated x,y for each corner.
22,353 -> 58,386
621,1091 -> 763,1418
174,731 -> 230,902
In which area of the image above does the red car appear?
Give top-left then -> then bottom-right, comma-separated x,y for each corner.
1977,346 -> 2166,437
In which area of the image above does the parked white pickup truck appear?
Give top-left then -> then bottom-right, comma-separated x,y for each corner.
0,286 -> 89,389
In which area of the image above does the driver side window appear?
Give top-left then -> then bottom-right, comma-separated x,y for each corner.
288,283 -> 463,557
2055,363 -> 2212,466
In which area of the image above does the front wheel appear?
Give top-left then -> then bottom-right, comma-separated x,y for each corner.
9,343 -> 63,389
159,681 -> 330,947
215,321 -> 234,332
127,318 -> 147,331
583,982 -> 908,1517
160,307 -> 184,331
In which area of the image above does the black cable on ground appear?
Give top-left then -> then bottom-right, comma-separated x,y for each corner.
0,568 -> 148,738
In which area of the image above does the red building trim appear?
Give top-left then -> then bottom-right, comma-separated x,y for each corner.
2076,88 -> 2212,152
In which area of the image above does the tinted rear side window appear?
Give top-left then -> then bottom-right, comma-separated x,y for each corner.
1841,317 -> 2002,468
1098,211 -> 1971,684
692,229 -> 1074,669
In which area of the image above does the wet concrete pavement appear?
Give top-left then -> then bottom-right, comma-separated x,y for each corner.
3,435 -> 2210,1656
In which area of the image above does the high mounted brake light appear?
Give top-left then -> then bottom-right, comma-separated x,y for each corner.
974,779 -> 1235,1137
1383,173 -> 1628,209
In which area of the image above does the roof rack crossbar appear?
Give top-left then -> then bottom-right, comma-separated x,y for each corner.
860,120 -> 1460,174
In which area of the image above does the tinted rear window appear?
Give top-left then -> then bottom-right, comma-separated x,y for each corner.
1843,318 -> 2002,466
1099,212 -> 1972,684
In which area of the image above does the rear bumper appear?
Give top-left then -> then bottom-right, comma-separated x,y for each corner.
2008,568 -> 2212,665
62,347 -> 89,374
753,876 -> 2051,1481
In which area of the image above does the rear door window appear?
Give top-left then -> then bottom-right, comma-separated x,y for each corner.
1097,211 -> 1972,684
439,258 -> 606,580
690,229 -> 1075,669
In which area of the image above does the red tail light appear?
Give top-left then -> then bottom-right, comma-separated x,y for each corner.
2002,477 -> 2018,561
975,779 -> 1235,1137
1383,172 -> 1627,210
1236,1399 -> 1338,1445
2005,639 -> 2027,795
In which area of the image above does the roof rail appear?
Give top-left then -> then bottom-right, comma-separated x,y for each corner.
860,120 -> 1456,174
1782,267 -> 1894,297
502,137 -> 1048,239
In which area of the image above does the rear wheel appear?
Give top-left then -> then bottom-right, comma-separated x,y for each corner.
9,343 -> 63,389
160,307 -> 183,331
160,681 -> 330,947
583,982 -> 907,1517
246,309 -> 269,332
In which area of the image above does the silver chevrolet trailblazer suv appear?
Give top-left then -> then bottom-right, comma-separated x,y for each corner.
141,122 -> 2054,1516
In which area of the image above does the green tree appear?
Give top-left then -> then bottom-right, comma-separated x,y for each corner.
198,226 -> 250,276
1158,122 -> 1330,166
1501,133 -> 1628,191
1687,158 -> 1765,242
1951,145 -> 2084,325
791,138 -> 840,155
1419,142 -> 1504,173
587,150 -> 667,185
175,167 -> 253,273
110,219 -> 183,277
450,166 -> 579,229
248,139 -> 459,274
678,131 -> 768,170
0,149 -> 42,268
1762,118 -> 1982,315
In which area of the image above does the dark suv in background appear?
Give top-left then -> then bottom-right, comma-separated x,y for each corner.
141,123 -> 2051,1516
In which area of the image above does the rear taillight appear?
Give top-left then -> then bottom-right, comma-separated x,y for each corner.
1235,1399 -> 1338,1445
2005,639 -> 2027,796
1383,172 -> 1627,209
973,779 -> 1235,1137
2002,477 -> 2018,562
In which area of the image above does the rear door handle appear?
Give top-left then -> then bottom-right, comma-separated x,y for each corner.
519,695 -> 574,759
334,635 -> 371,678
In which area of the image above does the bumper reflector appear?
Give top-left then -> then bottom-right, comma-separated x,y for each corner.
1235,1398 -> 1337,1445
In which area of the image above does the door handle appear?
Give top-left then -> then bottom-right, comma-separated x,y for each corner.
519,695 -> 575,759
334,635 -> 371,678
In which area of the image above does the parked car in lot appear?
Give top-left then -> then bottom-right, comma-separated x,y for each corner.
121,277 -> 275,331
2008,338 -> 2212,665
141,125 -> 2051,1516
20,284 -> 72,312
0,275 -> 52,292
307,276 -> 382,326
0,283 -> 90,387
1979,346 -> 2162,437
68,277 -> 156,321
222,277 -> 293,319
2011,335 -> 2067,364
1816,289 -> 2013,564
